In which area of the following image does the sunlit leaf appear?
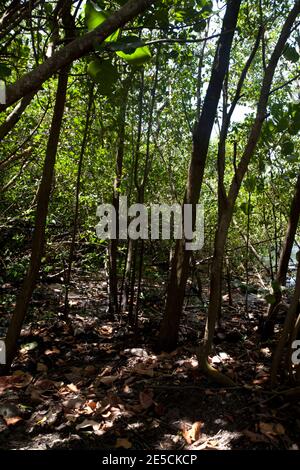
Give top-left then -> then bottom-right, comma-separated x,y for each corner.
116,43 -> 152,65
85,1 -> 119,42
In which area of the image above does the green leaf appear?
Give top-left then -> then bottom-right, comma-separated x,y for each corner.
111,36 -> 146,53
281,139 -> 295,156
289,109 -> 300,134
277,117 -> 289,132
116,41 -> 152,66
0,63 -> 11,79
85,1 -> 119,42
240,201 -> 253,215
283,45 -> 299,63
244,176 -> 256,193
87,59 -> 119,95
270,104 -> 283,121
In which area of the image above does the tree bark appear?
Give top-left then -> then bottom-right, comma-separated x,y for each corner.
0,66 -> 69,372
108,78 -> 131,316
271,259 -> 300,385
0,92 -> 35,141
200,1 -> 300,370
157,0 -> 242,352
262,173 -> 300,339
64,85 -> 94,318
0,0 -> 157,112
277,174 -> 300,286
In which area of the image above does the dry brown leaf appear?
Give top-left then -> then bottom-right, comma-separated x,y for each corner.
5,416 -> 23,426
243,429 -> 269,443
67,383 -> 79,393
115,438 -> 132,449
86,401 -> 97,410
99,325 -> 113,336
44,347 -> 60,356
182,425 -> 192,445
36,362 -> 48,373
76,419 -> 101,431
84,366 -> 96,377
99,366 -> 113,377
33,378 -> 59,391
190,421 -> 204,441
274,423 -> 285,435
182,421 -> 204,444
13,371 -> 33,388
97,375 -> 118,385
126,403 -> 144,414
139,390 -> 154,409
259,422 -> 285,437
30,389 -> 44,403
0,373 -> 33,393
133,364 -> 154,377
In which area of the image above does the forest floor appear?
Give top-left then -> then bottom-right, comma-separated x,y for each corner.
0,273 -> 300,450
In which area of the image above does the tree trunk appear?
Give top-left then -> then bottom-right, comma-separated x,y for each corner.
199,1 -> 300,376
64,85 -> 94,318
0,0 -> 157,112
271,259 -> 300,385
0,67 -> 69,373
108,79 -> 131,315
278,173 -> 300,286
157,0 -> 242,352
262,173 -> 300,338
0,91 -> 35,141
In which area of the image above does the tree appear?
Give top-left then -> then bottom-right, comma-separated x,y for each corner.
158,0 -> 242,352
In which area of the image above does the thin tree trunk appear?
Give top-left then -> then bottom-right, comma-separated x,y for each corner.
262,173 -> 300,338
64,85 -> 94,318
0,67 -> 69,372
157,0 -> 242,352
278,174 -> 300,286
0,0 -> 157,112
271,259 -> 300,385
199,1 -> 300,381
108,78 -> 131,316
0,91 -> 35,141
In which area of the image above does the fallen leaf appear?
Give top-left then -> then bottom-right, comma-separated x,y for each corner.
76,419 -> 101,431
190,421 -> 204,441
115,438 -> 132,449
44,347 -> 60,356
37,362 -> 48,372
182,425 -> 192,445
133,364 -> 154,377
243,429 -> 269,443
0,373 -> 32,393
97,375 -> 118,385
67,383 -> 79,393
259,422 -> 285,437
4,416 -> 22,426
182,421 -> 204,444
139,390 -> 154,409
84,366 -> 96,376
12,371 -> 33,388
